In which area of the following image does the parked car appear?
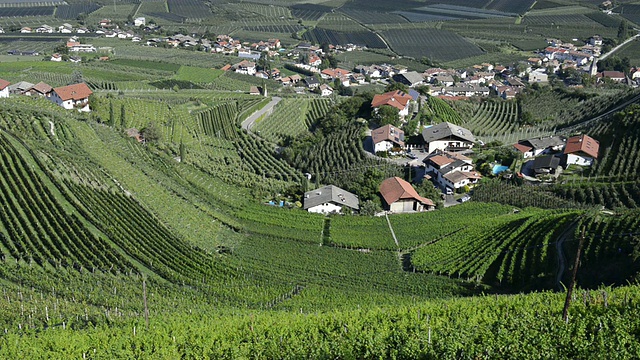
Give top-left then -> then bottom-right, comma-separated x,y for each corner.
459,195 -> 471,203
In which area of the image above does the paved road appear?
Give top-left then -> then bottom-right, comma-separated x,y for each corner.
241,96 -> 282,132
599,33 -> 640,61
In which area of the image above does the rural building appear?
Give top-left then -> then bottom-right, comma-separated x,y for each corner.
0,79 -> 10,98
372,124 -> 405,153
67,42 -> 96,52
379,177 -> 434,213
51,53 -> 63,62
597,71 -> 626,83
303,76 -> 320,89
49,83 -> 93,112
392,71 -> 424,87
303,185 -> 359,214
533,155 -> 561,176
8,81 -> 34,95
513,136 -> 565,159
319,84 -> 333,96
29,82 -> 53,97
371,90 -> 413,118
134,17 -> 146,26
234,60 -> 256,75
423,150 -> 481,192
564,134 -> 599,166
529,71 -> 548,83
421,122 -> 475,154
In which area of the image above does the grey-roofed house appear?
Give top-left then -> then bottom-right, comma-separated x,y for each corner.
422,122 -> 475,154
533,155 -> 560,175
392,71 -> 424,87
303,185 -> 359,214
303,76 -> 320,89
8,81 -> 34,95
513,136 -> 565,158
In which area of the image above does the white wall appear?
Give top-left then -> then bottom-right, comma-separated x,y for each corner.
307,203 -> 343,214
0,88 -> 8,98
374,140 -> 393,153
566,154 -> 593,166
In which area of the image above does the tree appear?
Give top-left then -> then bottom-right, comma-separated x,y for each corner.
70,70 -> 84,85
179,142 -> 186,162
141,122 -> 162,142
359,200 -> 380,216
384,81 -> 409,93
120,104 -> 126,128
618,20 -> 629,40
109,101 -> 115,127
375,105 -> 401,127
257,51 -> 271,72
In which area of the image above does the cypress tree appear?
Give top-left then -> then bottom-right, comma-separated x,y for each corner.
109,101 -> 115,127
120,104 -> 126,128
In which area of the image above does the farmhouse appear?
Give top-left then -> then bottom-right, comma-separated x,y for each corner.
303,185 -> 359,214
392,71 -> 424,87
379,177 -> 434,213
421,122 -> 475,154
319,84 -> 333,96
529,71 -> 548,83
513,136 -> 565,159
8,81 -> 34,95
0,79 -> 10,98
371,124 -> 404,154
67,42 -> 96,52
29,82 -> 53,97
371,90 -> 413,118
134,17 -> 146,26
597,71 -> 626,83
49,83 -> 93,112
563,134 -> 599,166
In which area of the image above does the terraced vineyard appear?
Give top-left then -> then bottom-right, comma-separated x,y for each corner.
460,100 -> 519,137
411,209 -> 580,287
425,96 -> 462,125
254,98 -> 331,144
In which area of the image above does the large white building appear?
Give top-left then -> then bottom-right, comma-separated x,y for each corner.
421,122 -> 475,154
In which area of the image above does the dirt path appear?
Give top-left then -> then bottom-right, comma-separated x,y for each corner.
240,96 -> 281,132
555,220 -> 579,290
385,213 -> 399,248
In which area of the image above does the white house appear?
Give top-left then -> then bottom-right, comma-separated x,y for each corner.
529,71 -> 548,83
303,185 -> 359,214
0,79 -> 10,98
49,83 -> 93,112
564,134 -> 599,166
513,136 -> 565,159
50,53 -> 63,62
319,84 -> 333,96
423,151 -> 481,192
234,60 -> 256,75
422,122 -> 475,154
134,17 -> 146,26
371,124 -> 405,154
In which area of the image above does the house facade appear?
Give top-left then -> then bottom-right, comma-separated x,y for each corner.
564,134 -> 599,166
372,124 -> 404,153
49,83 -> 93,112
303,185 -> 359,214
421,122 -> 475,154
513,136 -> 565,159
0,79 -> 10,98
423,151 -> 481,192
379,177 -> 434,213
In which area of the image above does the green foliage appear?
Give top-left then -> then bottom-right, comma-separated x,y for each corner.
141,121 -> 162,142
374,104 -> 401,127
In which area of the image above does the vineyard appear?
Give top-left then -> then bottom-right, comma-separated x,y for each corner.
411,208 -> 580,288
381,28 -> 484,61
253,98 -> 331,144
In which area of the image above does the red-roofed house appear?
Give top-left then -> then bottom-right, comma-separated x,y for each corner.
0,79 -> 10,98
564,134 -> 599,166
371,90 -> 414,117
372,124 -> 404,153
379,177 -> 434,213
49,83 -> 93,112
30,82 -> 53,97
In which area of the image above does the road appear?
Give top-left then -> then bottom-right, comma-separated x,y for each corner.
555,220 -> 579,291
240,96 -> 282,132
599,33 -> 640,61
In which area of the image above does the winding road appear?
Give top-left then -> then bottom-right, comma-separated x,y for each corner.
240,96 -> 282,132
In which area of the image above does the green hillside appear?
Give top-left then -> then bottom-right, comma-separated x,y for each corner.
1,57 -> 640,356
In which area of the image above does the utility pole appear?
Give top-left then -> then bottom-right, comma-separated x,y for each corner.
562,226 -> 586,322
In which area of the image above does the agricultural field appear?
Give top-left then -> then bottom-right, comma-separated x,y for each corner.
0,6 -> 54,17
303,28 -> 386,48
253,98 -> 331,144
381,28 -> 484,61
55,3 -> 101,19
